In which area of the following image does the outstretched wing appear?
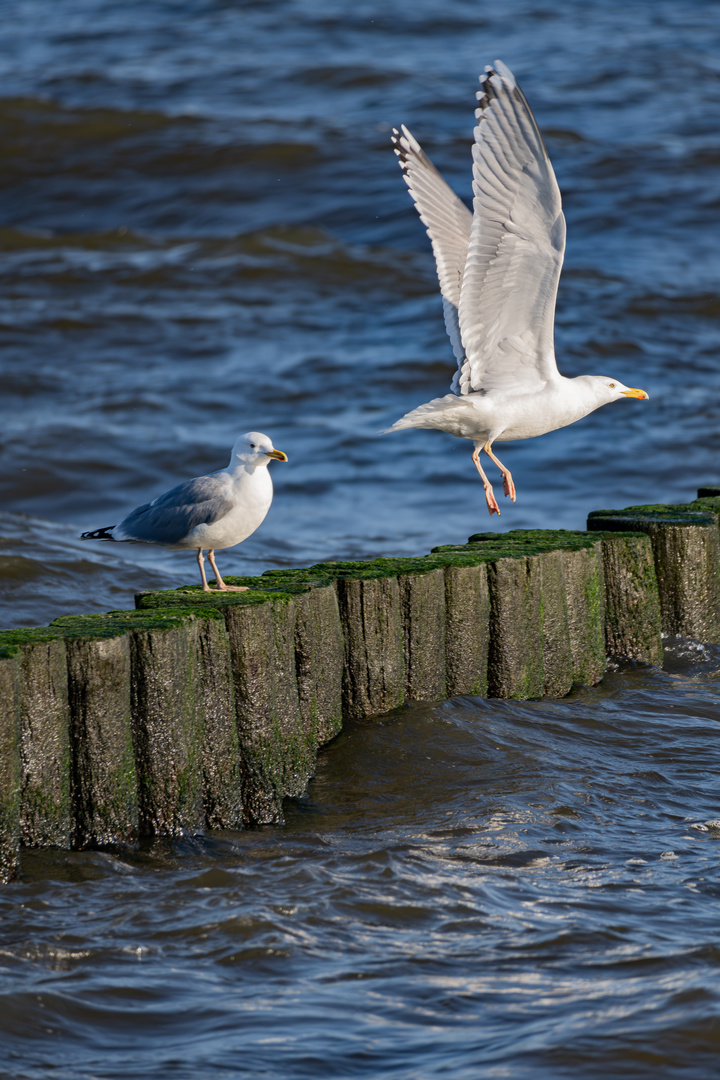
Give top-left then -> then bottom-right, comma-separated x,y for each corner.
392,125 -> 473,379
114,474 -> 234,546
456,61 -> 565,395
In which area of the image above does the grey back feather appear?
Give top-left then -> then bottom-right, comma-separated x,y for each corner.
115,474 -> 234,546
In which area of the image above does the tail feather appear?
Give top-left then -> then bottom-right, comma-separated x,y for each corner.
80,526 -> 117,541
380,394 -> 469,433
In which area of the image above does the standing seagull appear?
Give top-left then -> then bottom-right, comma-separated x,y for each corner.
80,432 -> 287,591
385,61 -> 648,515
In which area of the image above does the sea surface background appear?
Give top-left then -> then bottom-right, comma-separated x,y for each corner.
2,1 -> 720,1077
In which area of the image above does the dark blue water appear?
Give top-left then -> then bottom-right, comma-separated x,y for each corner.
2,0 -> 720,1075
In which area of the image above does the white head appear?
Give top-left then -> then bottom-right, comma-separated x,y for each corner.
579,376 -> 649,405
230,431 -> 288,467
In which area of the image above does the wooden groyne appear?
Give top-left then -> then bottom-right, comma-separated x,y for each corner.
1,490 -> 720,881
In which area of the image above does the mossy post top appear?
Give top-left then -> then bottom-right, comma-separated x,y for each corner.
135,531 -> 611,613
0,497 -> 713,644
588,500 -> 720,531
0,608 -> 228,658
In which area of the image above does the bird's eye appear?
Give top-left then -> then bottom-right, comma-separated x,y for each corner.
609,383 -> 615,389
250,443 -> 256,448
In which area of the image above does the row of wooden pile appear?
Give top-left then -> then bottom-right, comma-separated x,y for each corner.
1,492 -> 719,881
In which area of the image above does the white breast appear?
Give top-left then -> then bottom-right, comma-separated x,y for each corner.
179,467 -> 274,551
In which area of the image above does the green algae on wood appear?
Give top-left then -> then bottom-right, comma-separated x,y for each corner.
487,555 -> 544,700
442,562 -> 490,698
223,595 -> 311,825
653,519 -> 720,642
562,543 -> 606,686
136,585 -> 337,821
538,548 -> 574,698
467,528 -> 601,554
434,536 -> 605,693
61,629 -> 137,847
123,613 -> 205,837
50,608 -> 243,840
0,633 -> 72,849
193,615 -> 243,831
335,574 -> 405,720
400,567 -> 446,702
590,533 -> 662,664
0,655 -> 21,882
294,584 -> 344,749
308,554 -> 450,585
588,509 -> 720,643
51,608 -> 242,837
135,583 -> 310,611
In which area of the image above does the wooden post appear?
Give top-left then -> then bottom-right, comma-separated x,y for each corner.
333,573 -> 405,720
442,562 -> 490,698
538,548 -> 574,698
123,613 -> 205,837
0,652 -> 21,881
11,635 -> 72,849
223,594 -> 309,824
193,614 -> 243,831
399,567 -> 446,702
562,542 -> 606,685
294,584 -> 344,749
487,555 -> 544,700
588,509 -> 720,644
60,627 -> 137,847
590,533 -> 663,664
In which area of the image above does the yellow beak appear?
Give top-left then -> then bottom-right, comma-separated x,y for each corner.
622,388 -> 649,399
265,448 -> 288,461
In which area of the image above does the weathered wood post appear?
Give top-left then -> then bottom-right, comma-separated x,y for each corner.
486,552 -> 545,699
586,532 -> 663,664
0,649 -> 21,882
121,610 -> 205,837
310,556 -> 450,708
302,563 -> 405,721
224,593 -> 307,822
588,507 -> 720,644
192,613 -> 243,831
429,542 -> 541,699
252,573 -> 345,747
0,631 -> 72,850
293,583 -> 344,748
135,582 -> 342,825
538,547 -> 575,697
49,616 -> 138,847
460,531 -> 608,698
398,564 -> 447,702
560,541 -> 605,685
439,559 -> 490,698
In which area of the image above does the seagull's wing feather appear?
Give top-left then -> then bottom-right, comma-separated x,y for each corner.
456,61 -> 566,395
392,124 -> 473,381
114,474 -> 234,546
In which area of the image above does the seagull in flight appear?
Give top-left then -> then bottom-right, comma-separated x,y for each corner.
385,61 -> 648,515
81,432 -> 287,591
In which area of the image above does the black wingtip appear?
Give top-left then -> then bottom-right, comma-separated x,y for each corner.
477,66 -> 501,113
80,526 -> 117,541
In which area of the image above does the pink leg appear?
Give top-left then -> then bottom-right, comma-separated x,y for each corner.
472,443 -> 501,516
197,549 -> 211,591
207,549 -> 249,592
484,441 -> 516,502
